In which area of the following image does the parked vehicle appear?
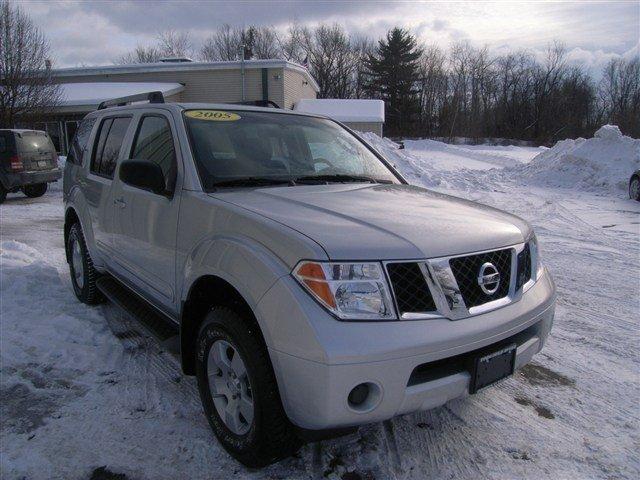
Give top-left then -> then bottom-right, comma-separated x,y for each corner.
63,94 -> 556,467
0,129 -> 61,203
629,170 -> 640,201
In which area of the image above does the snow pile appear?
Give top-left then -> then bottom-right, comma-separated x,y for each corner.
359,132 -> 447,188
359,132 -> 541,192
0,240 -> 43,267
513,125 -> 640,194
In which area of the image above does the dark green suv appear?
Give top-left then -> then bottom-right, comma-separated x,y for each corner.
0,129 -> 61,203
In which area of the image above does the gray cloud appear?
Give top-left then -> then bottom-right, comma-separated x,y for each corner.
19,0 -> 640,71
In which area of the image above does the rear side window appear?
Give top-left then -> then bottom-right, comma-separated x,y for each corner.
130,116 -> 177,191
0,135 -> 7,153
91,117 -> 131,179
67,118 -> 96,165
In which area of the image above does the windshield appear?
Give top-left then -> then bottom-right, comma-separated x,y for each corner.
183,109 -> 399,189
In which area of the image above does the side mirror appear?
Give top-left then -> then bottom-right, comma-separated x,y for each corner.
119,159 -> 166,195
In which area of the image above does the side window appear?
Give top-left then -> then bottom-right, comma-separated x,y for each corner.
67,118 -> 96,165
131,116 -> 177,191
0,135 -> 7,153
91,118 -> 112,175
91,117 -> 131,179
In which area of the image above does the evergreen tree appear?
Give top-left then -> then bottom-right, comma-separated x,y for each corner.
364,28 -> 422,135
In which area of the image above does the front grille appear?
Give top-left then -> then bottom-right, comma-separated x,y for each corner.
386,262 -> 436,315
449,248 -> 512,308
516,243 -> 532,290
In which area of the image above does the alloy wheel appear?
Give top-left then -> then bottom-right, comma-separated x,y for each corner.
71,238 -> 84,289
207,339 -> 254,435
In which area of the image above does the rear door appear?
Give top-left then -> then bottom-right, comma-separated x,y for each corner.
84,116 -> 133,257
110,111 -> 181,313
15,131 -> 58,171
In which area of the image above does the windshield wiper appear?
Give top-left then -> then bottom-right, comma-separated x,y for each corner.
292,174 -> 393,185
208,177 -> 293,189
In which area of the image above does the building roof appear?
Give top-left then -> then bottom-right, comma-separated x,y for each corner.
294,99 -> 385,123
51,59 -> 320,93
57,82 -> 185,109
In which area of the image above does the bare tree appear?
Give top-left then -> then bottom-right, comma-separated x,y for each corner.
0,1 -> 61,127
200,24 -> 244,61
117,30 -> 192,64
276,21 -> 307,64
599,56 -> 640,137
156,30 -> 193,58
116,45 -> 161,64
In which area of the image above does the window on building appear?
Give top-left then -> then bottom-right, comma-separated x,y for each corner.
131,116 -> 177,192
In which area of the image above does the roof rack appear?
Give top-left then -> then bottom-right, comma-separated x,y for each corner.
97,91 -> 165,110
233,100 -> 281,109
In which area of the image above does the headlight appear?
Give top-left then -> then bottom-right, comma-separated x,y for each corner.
293,261 -> 396,320
529,234 -> 543,277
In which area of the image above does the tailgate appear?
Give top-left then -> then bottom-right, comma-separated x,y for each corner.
16,132 -> 58,171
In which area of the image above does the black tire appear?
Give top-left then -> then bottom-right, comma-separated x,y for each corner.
629,175 -> 640,201
22,182 -> 48,198
195,307 -> 301,467
67,223 -> 104,305
0,184 -> 6,204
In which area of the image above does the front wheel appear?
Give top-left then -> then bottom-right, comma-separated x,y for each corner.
629,176 -> 640,201
195,307 -> 301,467
22,183 -> 47,198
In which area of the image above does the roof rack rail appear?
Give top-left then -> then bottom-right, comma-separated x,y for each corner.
233,100 -> 281,109
97,91 -> 165,110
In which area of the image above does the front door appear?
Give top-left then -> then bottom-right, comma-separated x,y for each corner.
110,111 -> 182,314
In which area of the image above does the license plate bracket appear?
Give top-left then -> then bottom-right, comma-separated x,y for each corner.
469,343 -> 517,394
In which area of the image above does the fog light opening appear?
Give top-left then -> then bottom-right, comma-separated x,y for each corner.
348,383 -> 369,407
347,382 -> 381,412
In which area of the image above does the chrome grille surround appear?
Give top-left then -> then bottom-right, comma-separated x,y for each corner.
384,241 -> 538,321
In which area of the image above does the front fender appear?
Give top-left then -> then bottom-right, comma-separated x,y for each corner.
179,234 -> 293,347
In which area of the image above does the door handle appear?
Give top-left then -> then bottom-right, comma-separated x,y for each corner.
113,197 -> 126,208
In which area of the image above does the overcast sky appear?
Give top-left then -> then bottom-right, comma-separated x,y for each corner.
20,0 -> 640,75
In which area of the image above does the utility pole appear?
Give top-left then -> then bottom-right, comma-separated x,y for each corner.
240,44 -> 246,101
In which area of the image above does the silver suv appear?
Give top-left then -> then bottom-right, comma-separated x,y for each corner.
63,97 -> 556,467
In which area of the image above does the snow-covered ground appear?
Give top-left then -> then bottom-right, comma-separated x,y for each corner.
1,130 -> 639,480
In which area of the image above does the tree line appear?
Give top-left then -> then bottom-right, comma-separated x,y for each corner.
1,0 -> 637,142
118,24 -> 639,143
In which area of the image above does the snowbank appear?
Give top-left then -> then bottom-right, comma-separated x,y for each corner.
513,125 -> 640,194
359,132 -> 542,191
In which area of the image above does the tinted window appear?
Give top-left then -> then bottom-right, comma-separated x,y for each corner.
16,132 -> 55,154
91,118 -> 112,175
0,135 -> 6,153
67,118 -> 95,165
91,117 -> 131,178
131,116 -> 177,191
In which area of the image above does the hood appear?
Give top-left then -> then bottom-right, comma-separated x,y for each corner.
212,183 -> 531,260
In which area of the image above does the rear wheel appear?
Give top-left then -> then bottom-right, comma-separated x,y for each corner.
22,183 -> 47,198
629,175 -> 640,201
67,223 -> 103,304
195,307 -> 301,467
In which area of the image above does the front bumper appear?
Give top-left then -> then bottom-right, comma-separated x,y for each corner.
2,168 -> 61,189
257,267 -> 556,430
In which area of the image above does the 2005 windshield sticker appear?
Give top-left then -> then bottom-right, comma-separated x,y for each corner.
185,110 -> 241,121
